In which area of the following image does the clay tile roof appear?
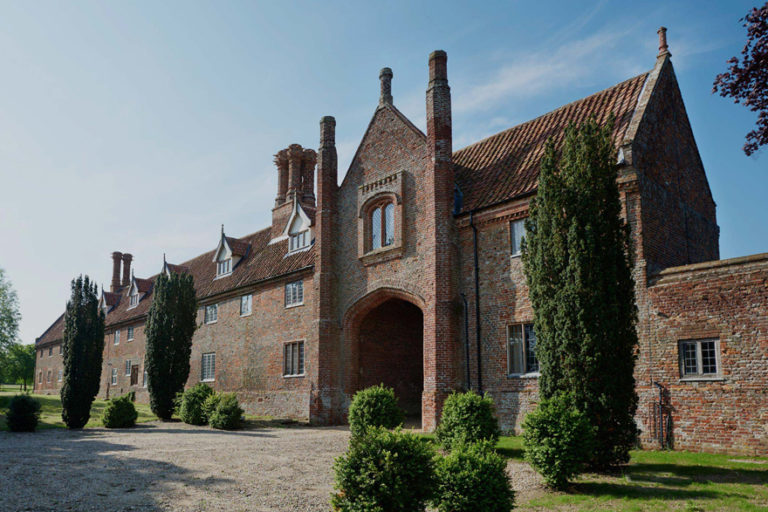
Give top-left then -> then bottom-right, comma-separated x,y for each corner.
100,227 -> 313,328
103,291 -> 120,307
165,263 -> 190,275
225,236 -> 250,257
453,73 -> 649,213
134,278 -> 153,294
36,313 -> 65,346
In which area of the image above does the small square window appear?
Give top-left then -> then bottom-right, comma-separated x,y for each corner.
284,341 -> 305,376
679,339 -> 720,379
127,326 -> 134,341
285,280 -> 304,307
217,259 -> 232,277
240,294 -> 252,316
289,231 -> 310,252
205,304 -> 218,324
201,352 -> 216,382
510,219 -> 526,257
129,293 -> 139,307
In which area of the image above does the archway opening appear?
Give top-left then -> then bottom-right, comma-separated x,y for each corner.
357,298 -> 424,424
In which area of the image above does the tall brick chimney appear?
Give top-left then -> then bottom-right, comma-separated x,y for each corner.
423,49 -> 458,431
110,252 -> 122,292
302,148 -> 317,204
121,253 -> 133,288
379,67 -> 393,105
311,115 -> 339,424
274,149 -> 289,207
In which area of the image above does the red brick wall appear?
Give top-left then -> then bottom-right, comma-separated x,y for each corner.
33,343 -> 64,395
636,255 -> 768,455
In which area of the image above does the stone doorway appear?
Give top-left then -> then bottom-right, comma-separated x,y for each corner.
356,298 -> 424,425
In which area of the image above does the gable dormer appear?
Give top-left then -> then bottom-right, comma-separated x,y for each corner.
99,290 -> 120,314
212,227 -> 249,278
271,144 -> 317,239
162,255 -> 190,277
127,274 -> 153,309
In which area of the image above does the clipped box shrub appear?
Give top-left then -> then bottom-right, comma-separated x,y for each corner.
102,394 -> 138,428
202,392 -> 222,421
208,393 -> 244,430
6,394 -> 41,432
434,440 -> 514,512
348,384 -> 404,438
331,427 -> 436,512
435,390 -> 500,450
522,392 -> 595,489
178,383 -> 214,425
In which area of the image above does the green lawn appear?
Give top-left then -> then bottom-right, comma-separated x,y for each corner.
0,390 -> 159,430
420,434 -> 768,511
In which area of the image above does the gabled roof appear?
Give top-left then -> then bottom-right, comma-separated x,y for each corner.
133,277 -> 153,294
100,227 -> 314,328
36,313 -> 65,346
453,73 -> 649,213
163,262 -> 190,275
103,291 -> 120,307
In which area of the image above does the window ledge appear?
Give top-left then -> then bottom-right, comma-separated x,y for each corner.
240,312 -> 252,318
360,245 -> 404,266
214,273 -> 232,280
201,378 -> 215,383
285,302 -> 304,309
510,253 -> 522,259
508,372 -> 540,379
679,376 -> 725,383
283,374 -> 305,379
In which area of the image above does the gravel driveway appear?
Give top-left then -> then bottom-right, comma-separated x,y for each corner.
1,422 -> 543,512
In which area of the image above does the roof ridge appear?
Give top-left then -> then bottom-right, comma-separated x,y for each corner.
453,71 -> 651,156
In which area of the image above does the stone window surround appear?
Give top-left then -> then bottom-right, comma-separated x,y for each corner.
358,172 -> 405,266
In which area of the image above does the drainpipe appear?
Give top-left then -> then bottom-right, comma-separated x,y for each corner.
653,381 -> 664,448
460,293 -> 471,390
470,211 -> 483,393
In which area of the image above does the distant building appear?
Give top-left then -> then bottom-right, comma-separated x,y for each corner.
35,29 -> 768,455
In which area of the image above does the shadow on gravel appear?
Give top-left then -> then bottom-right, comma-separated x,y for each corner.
0,429 -> 233,512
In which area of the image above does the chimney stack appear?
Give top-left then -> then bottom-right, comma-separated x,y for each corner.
274,149 -> 289,207
121,253 -> 133,288
427,50 -> 452,169
302,148 -> 317,204
110,252 -> 122,292
657,26 -> 670,57
379,67 -> 393,105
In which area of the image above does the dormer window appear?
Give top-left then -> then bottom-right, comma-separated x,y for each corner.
289,231 -> 310,252
217,258 -> 232,277
285,202 -> 312,254
129,292 -> 139,307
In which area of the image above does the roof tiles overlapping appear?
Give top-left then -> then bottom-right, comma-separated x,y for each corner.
453,73 -> 649,213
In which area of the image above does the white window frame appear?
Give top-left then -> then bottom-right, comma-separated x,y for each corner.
111,368 -> 118,385
240,294 -> 252,316
217,258 -> 232,277
142,370 -> 148,388
201,352 -> 216,382
127,326 -> 134,341
57,370 -> 62,382
510,219 -> 526,257
125,359 -> 132,376
283,341 -> 305,377
204,304 -> 218,324
679,339 -> 722,380
289,231 -> 310,252
285,280 -> 304,308
129,293 -> 139,308
47,370 -> 51,383
507,323 -> 539,377
114,330 -> 120,345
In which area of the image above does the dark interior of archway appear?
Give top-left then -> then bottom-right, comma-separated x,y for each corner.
358,298 -> 424,420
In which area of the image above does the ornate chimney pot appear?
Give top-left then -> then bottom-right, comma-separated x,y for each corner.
379,67 -> 393,105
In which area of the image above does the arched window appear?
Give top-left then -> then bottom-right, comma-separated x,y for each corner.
369,202 -> 395,251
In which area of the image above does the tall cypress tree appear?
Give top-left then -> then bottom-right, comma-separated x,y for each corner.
523,118 -> 638,469
144,271 -> 197,420
61,275 -> 105,429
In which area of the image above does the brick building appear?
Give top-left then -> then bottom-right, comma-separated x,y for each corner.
35,29 -> 768,455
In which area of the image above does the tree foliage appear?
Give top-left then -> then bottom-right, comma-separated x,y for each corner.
0,268 -> 21,377
348,384 -> 404,437
144,271 -> 197,420
61,275 -> 105,429
435,390 -> 500,450
6,394 -> 41,432
522,118 -> 638,469
713,3 -> 768,156
3,343 -> 36,390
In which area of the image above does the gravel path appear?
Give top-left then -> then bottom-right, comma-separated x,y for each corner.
0,422 -> 544,512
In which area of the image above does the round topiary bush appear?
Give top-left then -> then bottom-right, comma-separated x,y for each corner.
434,440 -> 515,512
178,383 -> 214,425
347,384 -> 404,438
522,392 -> 596,489
435,390 -> 500,450
102,394 -> 138,428
208,393 -> 244,430
6,394 -> 41,432
331,427 -> 436,512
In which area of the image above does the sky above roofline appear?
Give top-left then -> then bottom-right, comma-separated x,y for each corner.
1,0 -> 765,345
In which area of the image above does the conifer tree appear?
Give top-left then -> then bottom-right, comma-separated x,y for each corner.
522,118 -> 638,469
61,275 -> 105,429
144,271 -> 197,420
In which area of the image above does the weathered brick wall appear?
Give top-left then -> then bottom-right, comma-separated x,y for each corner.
101,323 -> 149,402
631,57 -> 719,274
33,343 -> 64,394
636,254 -> 768,455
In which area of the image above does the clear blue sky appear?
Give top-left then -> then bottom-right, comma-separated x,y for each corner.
1,0 -> 765,345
